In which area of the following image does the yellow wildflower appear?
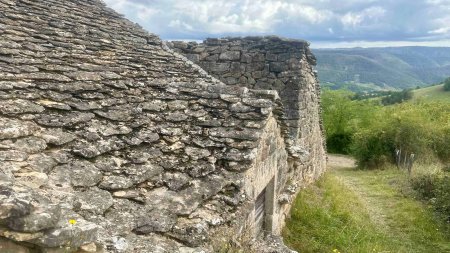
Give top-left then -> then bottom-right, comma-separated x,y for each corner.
69,219 -> 77,225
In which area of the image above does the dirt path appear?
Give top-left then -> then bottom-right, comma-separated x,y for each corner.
327,155 -> 390,230
326,154 -> 450,252
327,154 -> 356,169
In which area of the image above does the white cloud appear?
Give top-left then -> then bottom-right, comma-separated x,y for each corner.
312,39 -> 450,48
136,6 -> 159,20
102,0 -> 450,45
426,0 -> 450,5
103,0 -> 333,34
341,6 -> 386,28
429,27 -> 450,34
341,12 -> 363,27
168,20 -> 194,31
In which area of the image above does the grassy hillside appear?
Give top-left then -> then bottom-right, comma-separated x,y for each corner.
412,84 -> 450,103
314,47 -> 450,90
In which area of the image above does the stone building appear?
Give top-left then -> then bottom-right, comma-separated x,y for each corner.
0,0 -> 326,252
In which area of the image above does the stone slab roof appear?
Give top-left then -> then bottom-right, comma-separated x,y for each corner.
0,0 -> 286,252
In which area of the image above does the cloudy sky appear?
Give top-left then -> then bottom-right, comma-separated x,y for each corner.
103,0 -> 450,48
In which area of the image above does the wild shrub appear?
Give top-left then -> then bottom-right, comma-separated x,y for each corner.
322,89 -> 378,155
410,173 -> 450,222
352,130 -> 394,168
444,77 -> 450,91
322,89 -> 450,169
326,132 -> 352,154
381,89 -> 413,105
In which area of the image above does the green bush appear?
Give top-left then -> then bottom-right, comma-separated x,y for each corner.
352,130 -> 394,168
326,133 -> 352,154
381,89 -> 413,105
431,127 -> 450,163
444,77 -> 450,91
322,89 -> 450,169
322,89 -> 379,155
410,173 -> 450,222
410,173 -> 439,199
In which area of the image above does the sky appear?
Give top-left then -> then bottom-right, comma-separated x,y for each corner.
103,0 -> 450,48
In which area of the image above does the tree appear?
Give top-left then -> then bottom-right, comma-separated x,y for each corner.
444,77 -> 450,91
321,89 -> 379,154
381,89 -> 412,105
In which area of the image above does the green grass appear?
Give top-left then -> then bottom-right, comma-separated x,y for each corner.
412,84 -> 450,103
283,167 -> 450,253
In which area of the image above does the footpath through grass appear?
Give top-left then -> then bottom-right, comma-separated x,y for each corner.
283,156 -> 450,253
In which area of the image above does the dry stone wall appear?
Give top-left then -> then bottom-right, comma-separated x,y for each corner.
169,36 -> 326,187
0,1 -> 296,252
0,0 -> 326,251
169,37 -> 317,143
169,36 -> 327,243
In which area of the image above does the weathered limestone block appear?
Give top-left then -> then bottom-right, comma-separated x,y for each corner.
0,185 -> 61,232
208,127 -> 260,141
65,71 -> 102,81
99,176 -> 134,190
0,150 -> 29,162
53,161 -> 102,187
219,51 -> 240,61
15,172 -> 48,189
126,163 -> 163,184
2,137 -> 47,154
169,218 -> 209,247
75,188 -> 113,215
185,54 -> 200,62
30,210 -> 98,248
0,228 -> 44,243
163,172 -> 191,191
36,99 -> 72,111
141,100 -> 167,111
230,102 -> 254,113
184,147 -> 210,160
7,203 -> 61,233
209,62 -> 230,73
0,118 -> 39,140
165,112 -> 189,122
86,121 -> 132,137
94,109 -> 133,122
186,161 -> 216,178
0,81 -> 35,90
0,163 -> 15,185
71,138 -> 125,158
221,148 -> 257,162
0,99 -> 45,114
93,155 -> 126,172
35,112 -> 95,127
134,210 -> 177,234
0,237 -> 32,253
269,62 -> 286,73
16,73 -> 71,82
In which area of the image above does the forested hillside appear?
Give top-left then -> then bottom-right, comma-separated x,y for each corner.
315,47 -> 450,90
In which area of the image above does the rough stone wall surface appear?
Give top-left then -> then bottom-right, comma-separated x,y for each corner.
0,0 -> 326,252
243,116 -> 288,235
169,36 -> 327,208
0,1 -> 289,252
168,37 -> 320,143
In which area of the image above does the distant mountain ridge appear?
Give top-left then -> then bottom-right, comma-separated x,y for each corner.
314,46 -> 450,90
